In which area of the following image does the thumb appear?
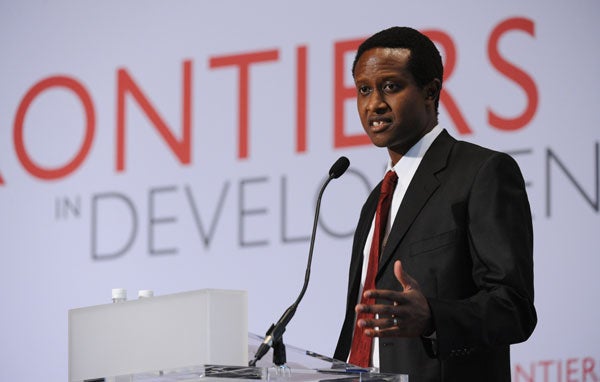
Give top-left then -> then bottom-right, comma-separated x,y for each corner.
394,260 -> 417,291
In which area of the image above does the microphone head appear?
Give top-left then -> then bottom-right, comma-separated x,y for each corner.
329,156 -> 350,179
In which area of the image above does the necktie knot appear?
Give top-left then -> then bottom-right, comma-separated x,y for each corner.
381,170 -> 398,196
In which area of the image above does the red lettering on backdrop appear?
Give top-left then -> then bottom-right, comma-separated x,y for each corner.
514,363 -> 535,382
538,359 -> 554,381
488,17 -> 538,131
567,358 -> 579,382
513,358 -> 600,382
13,76 -> 95,181
333,38 -> 369,148
423,29 -> 473,135
209,50 -> 279,159
116,60 -> 192,172
296,45 -> 308,153
583,357 -> 599,381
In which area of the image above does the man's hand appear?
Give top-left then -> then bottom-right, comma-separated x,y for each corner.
356,260 -> 433,337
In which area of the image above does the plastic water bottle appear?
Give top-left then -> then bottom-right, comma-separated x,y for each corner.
138,290 -> 154,299
111,288 -> 127,303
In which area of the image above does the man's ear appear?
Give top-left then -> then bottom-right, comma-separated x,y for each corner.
424,79 -> 442,102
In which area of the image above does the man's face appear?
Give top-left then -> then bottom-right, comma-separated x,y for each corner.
354,47 -> 435,163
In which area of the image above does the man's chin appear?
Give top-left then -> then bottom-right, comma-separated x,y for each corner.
366,135 -> 389,148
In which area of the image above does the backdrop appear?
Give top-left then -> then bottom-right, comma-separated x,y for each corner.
1,1 -> 599,381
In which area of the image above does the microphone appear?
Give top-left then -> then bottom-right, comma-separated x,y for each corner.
329,156 -> 350,179
249,156 -> 350,367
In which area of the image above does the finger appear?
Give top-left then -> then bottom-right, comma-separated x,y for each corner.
358,316 -> 399,329
394,260 -> 410,290
368,327 -> 400,337
356,302 -> 403,315
394,260 -> 419,291
362,323 -> 401,338
363,289 -> 411,304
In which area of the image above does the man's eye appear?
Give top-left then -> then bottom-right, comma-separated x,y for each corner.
382,83 -> 399,93
358,86 -> 371,96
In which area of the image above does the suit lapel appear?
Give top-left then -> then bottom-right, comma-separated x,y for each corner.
377,130 -> 455,276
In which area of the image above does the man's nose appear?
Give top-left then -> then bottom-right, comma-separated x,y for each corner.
366,90 -> 387,113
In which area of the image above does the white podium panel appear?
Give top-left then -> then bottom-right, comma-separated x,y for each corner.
68,289 -> 248,382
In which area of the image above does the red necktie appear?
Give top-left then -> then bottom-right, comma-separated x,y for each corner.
348,170 -> 398,367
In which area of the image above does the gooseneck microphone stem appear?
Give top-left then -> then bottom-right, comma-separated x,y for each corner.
249,157 -> 349,367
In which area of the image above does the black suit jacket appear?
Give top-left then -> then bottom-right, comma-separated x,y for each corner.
334,130 -> 537,382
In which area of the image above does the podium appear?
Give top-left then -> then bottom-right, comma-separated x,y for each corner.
68,289 -> 408,382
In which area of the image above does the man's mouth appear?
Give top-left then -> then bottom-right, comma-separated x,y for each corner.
369,118 -> 392,131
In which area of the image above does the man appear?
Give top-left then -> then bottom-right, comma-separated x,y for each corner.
334,27 -> 537,382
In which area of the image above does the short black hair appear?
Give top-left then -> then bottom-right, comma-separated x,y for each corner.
352,26 -> 443,109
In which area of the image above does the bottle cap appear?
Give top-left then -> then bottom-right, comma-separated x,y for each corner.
111,288 -> 127,300
138,290 -> 154,298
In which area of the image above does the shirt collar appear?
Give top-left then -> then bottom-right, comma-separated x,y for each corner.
386,124 -> 443,173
